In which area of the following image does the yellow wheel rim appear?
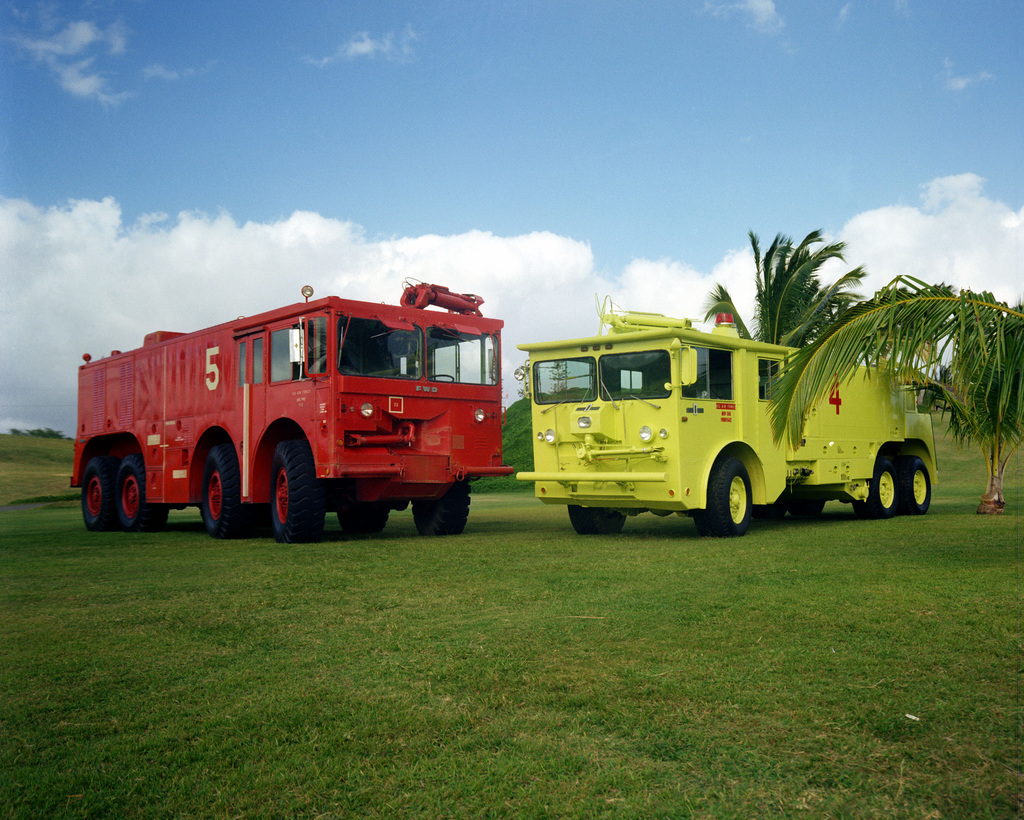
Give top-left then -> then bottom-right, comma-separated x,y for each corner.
913,469 -> 927,505
878,471 -> 895,509
729,476 -> 747,524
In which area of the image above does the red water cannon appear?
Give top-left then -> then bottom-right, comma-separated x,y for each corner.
401,282 -> 485,316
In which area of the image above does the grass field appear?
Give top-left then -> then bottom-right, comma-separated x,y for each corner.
0,434 -> 76,506
0,425 -> 1020,818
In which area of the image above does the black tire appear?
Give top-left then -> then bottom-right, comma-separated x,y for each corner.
412,480 -> 470,536
897,455 -> 931,516
787,499 -> 826,517
852,456 -> 899,520
202,443 -> 251,539
338,502 -> 390,534
694,456 -> 752,537
81,455 -> 119,532
116,454 -> 169,532
270,440 -> 326,543
567,505 -> 626,535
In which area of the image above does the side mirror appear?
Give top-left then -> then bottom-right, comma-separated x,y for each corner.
678,346 -> 698,386
514,362 -> 530,397
288,328 -> 302,364
665,341 -> 698,392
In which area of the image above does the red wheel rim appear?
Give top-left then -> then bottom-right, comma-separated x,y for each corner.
208,471 -> 223,520
121,475 -> 140,518
86,476 -> 103,517
275,469 -> 289,523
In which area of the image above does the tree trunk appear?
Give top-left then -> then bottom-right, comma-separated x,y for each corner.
976,467 -> 1005,515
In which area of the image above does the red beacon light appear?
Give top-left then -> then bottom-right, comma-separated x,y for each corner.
715,313 -> 735,326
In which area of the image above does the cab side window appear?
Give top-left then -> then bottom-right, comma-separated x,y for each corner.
251,338 -> 264,384
238,341 -> 247,386
759,359 -> 780,400
681,347 -> 733,400
270,327 -> 301,383
306,317 -> 328,375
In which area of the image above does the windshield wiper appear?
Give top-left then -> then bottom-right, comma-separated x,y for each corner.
626,394 -> 661,409
541,396 -> 586,414
598,376 -> 619,409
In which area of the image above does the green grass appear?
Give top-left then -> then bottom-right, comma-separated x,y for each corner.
476,396 -> 534,493
0,434 -> 76,505
1,423 -> 1020,818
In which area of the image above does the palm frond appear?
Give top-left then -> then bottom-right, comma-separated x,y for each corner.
749,229 -> 863,347
768,276 -> 1024,446
702,283 -> 752,339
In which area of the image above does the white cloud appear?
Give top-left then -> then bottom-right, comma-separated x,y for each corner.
0,199 -> 594,433
143,64 -> 196,82
1,175 -> 1019,434
346,32 -> 393,59
305,27 -> 417,67
704,0 -> 784,34
19,20 -> 126,58
942,58 -> 993,92
607,252 -> 756,331
840,174 -> 1023,304
15,18 -> 131,105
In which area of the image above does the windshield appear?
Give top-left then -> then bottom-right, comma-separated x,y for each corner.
426,327 -> 498,384
337,317 -> 499,384
533,357 -> 596,404
598,351 -> 671,401
338,316 -> 422,379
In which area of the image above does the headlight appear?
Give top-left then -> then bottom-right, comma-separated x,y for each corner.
577,416 -> 592,429
474,408 -> 486,422
544,428 -> 556,443
360,402 -> 374,418
639,425 -> 653,442
659,428 -> 669,439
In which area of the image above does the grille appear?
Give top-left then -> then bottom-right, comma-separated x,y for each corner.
118,361 -> 134,427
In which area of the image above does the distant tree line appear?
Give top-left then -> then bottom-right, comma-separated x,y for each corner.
8,428 -> 70,440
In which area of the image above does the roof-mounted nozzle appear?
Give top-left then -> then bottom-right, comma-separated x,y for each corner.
401,280 -> 484,316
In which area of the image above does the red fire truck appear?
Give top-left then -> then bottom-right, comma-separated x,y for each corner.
73,283 -> 511,542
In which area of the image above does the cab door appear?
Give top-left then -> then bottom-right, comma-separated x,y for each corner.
678,347 -> 735,497
264,319 -> 316,453
304,315 -> 333,466
237,331 -> 266,501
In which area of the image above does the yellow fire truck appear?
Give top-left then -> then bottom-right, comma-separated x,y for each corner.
516,307 -> 936,537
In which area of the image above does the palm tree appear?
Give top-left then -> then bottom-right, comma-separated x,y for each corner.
767,276 -> 1023,514
703,230 -> 866,347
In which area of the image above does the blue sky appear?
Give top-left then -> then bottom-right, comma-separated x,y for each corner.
1,1 -> 1022,433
